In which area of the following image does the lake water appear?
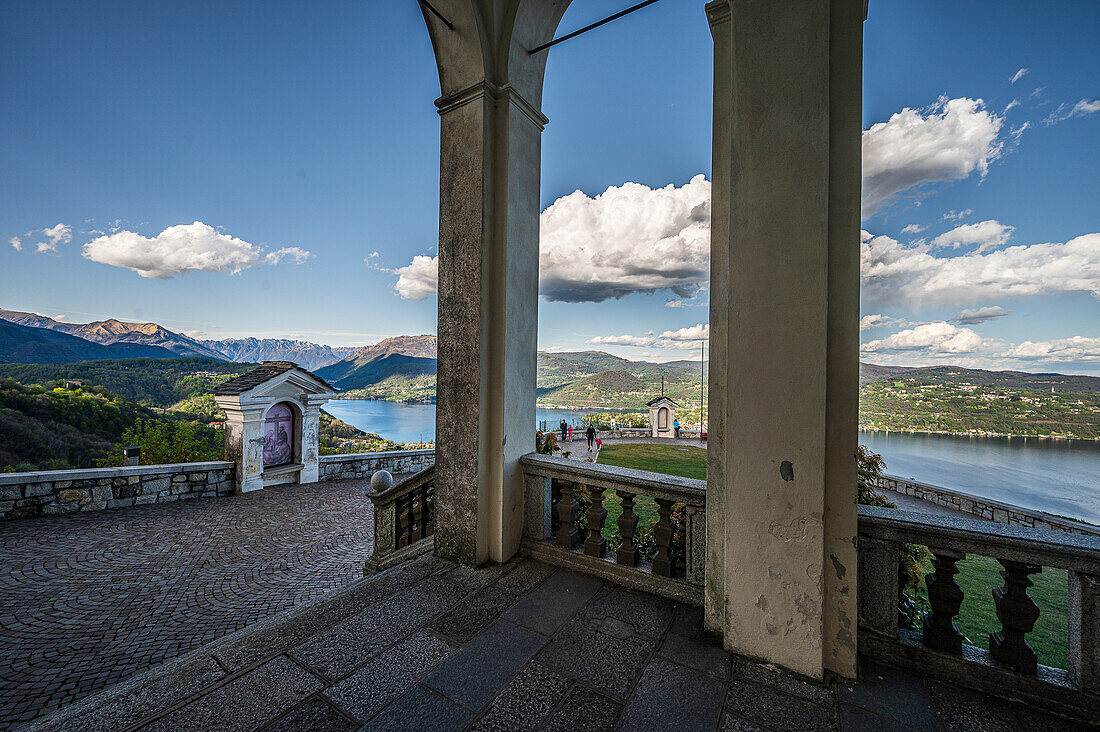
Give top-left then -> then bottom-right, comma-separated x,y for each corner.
323,399 -> 1100,524
322,400 -> 597,446
860,430 -> 1100,525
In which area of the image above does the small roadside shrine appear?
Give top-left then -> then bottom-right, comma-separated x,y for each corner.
213,362 -> 336,493
646,395 -> 678,438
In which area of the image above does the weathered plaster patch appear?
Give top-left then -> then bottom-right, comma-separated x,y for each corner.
830,553 -> 846,579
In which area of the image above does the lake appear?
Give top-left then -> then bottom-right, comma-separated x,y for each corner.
321,400 -> 599,446
322,399 -> 1100,524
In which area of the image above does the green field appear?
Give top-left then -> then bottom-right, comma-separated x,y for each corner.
595,443 -> 706,539
919,554 -> 1068,669
595,441 -> 1069,669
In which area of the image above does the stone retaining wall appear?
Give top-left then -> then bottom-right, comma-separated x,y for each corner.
0,462 -> 235,521
318,449 -> 435,481
874,474 -> 1099,537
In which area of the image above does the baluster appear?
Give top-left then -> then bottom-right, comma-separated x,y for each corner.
923,549 -> 965,654
616,491 -> 639,567
1069,571 -> 1100,692
395,493 -> 408,549
419,486 -> 429,540
555,481 -> 580,549
990,560 -> 1041,674
652,499 -> 674,577
584,485 -> 607,557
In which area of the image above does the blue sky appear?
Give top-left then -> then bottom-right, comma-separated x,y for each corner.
2,1 -> 1098,373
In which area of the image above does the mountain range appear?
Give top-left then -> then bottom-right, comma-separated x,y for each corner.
0,309 -> 360,369
0,320 -> 177,364
200,338 -> 359,371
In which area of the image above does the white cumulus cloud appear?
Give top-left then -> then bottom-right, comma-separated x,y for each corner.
932,219 -> 1014,252
860,314 -> 909,331
81,222 -> 311,279
587,323 -> 709,351
861,98 -> 1004,217
861,230 -> 1100,308
9,236 -> 21,251
393,255 -> 438,301
949,306 -> 1012,325
862,322 -> 1100,372
539,175 -> 711,302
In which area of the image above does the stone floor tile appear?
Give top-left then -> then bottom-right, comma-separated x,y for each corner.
543,687 -> 622,732
141,655 -> 323,732
1010,704 -> 1093,732
494,560 -> 556,594
724,678 -> 839,732
430,584 -> 519,643
22,654 -> 225,732
839,703 -> 911,731
0,479 -> 378,728
581,586 -> 675,639
668,604 -> 706,638
729,656 -> 835,706
361,685 -> 472,732
324,631 -> 455,722
290,580 -> 464,679
657,631 -> 731,680
469,662 -> 571,731
718,712 -> 767,731
502,570 -> 603,635
260,698 -> 356,732
423,620 -> 547,711
837,661 -> 936,729
619,658 -> 725,731
926,682 -> 1025,732
535,616 -> 656,699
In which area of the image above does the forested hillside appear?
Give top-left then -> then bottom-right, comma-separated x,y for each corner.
0,358 -> 254,407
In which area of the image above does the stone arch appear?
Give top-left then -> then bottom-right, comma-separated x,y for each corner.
262,400 -> 302,468
420,0 -> 573,103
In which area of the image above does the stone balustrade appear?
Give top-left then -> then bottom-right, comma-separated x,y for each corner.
858,505 -> 1100,723
0,450 -> 436,521
363,465 -> 437,574
519,453 -> 705,605
0,462 -> 235,520
318,449 -> 435,482
874,474 -> 1099,537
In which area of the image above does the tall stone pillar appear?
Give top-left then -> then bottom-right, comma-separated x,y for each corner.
220,404 -> 265,494
705,0 -> 865,680
424,0 -> 571,565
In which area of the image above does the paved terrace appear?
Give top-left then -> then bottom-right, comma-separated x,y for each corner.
0,479 -> 378,729
26,553 -> 1087,732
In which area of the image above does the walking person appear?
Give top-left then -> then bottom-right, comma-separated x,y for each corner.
560,419 -> 568,443
586,425 -> 596,450
673,418 -> 680,439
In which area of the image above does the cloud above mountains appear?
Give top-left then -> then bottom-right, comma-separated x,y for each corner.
81,222 -> 311,279
861,230 -> 1100,307
587,323 -> 709,351
860,321 -> 1100,370
392,255 -> 438,301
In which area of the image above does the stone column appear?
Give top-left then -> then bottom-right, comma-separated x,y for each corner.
219,404 -> 265,493
299,398 -> 324,484
425,0 -> 569,566
705,0 -> 865,680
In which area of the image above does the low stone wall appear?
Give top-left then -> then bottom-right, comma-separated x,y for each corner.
873,474 -> 1099,537
318,449 -> 435,482
0,462 -> 235,521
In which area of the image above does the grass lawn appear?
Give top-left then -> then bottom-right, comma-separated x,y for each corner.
593,441 -> 1070,669
595,442 -> 706,541
919,553 -> 1068,669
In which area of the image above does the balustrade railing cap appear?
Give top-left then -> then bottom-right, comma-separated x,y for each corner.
858,505 -> 1100,574
521,452 -> 706,501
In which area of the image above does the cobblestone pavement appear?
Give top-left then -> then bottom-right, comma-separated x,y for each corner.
26,555 -> 1090,732
0,480 -> 377,729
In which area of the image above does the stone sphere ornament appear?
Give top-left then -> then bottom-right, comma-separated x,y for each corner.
370,470 -> 394,493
